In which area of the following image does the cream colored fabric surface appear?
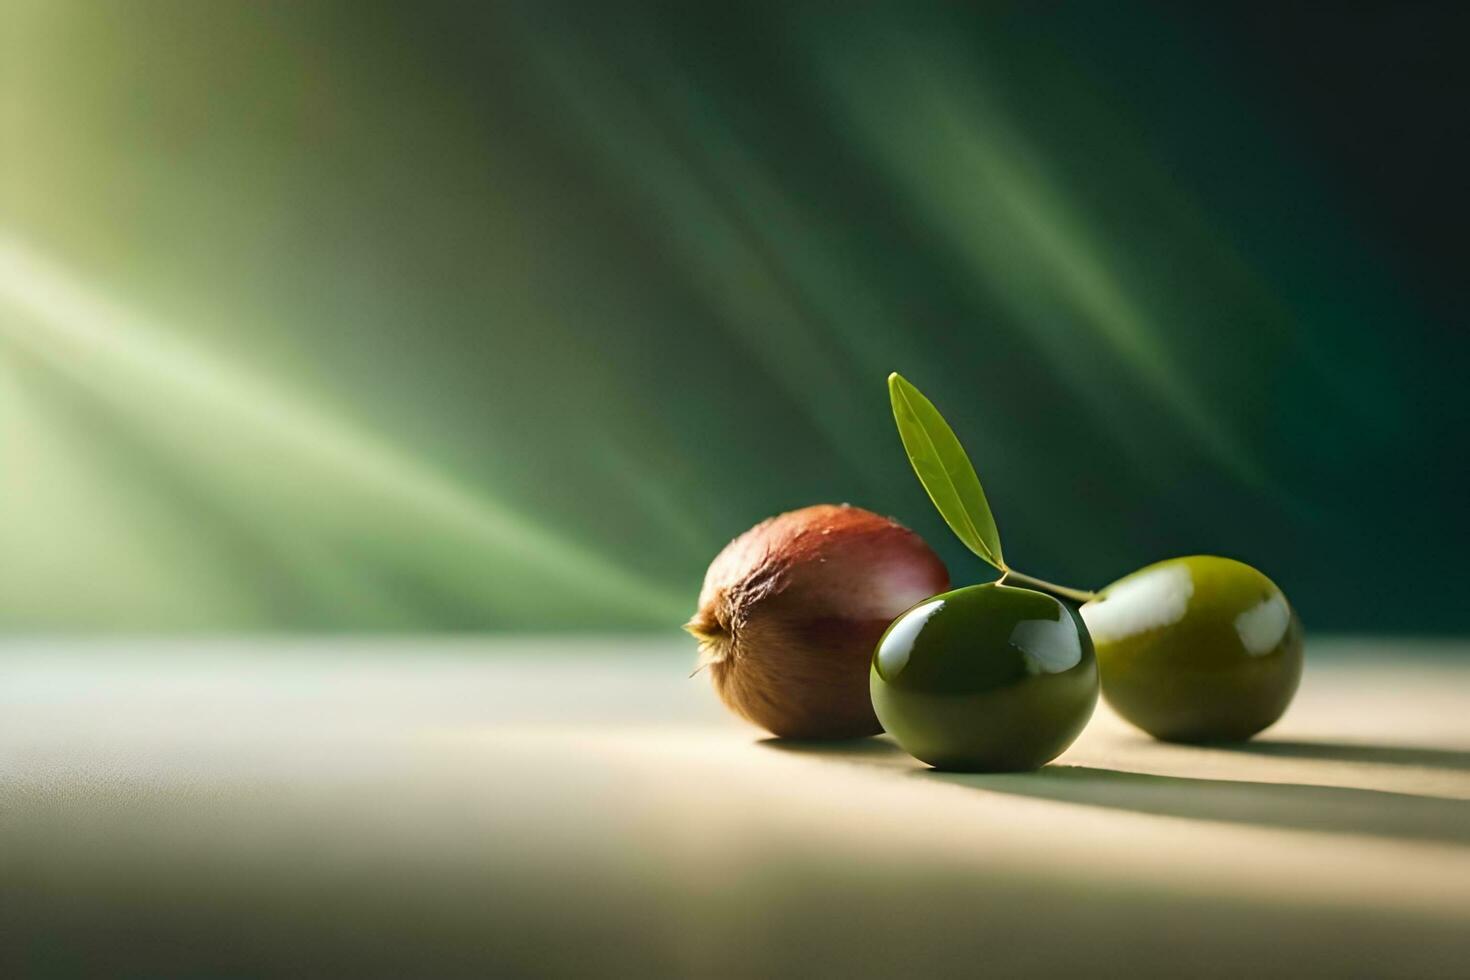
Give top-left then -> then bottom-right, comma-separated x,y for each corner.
3,638 -> 1468,977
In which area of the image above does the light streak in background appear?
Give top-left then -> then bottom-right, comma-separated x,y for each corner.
520,31 -> 896,494
0,235 -> 689,626
807,22 -> 1267,489
528,30 -> 982,464
0,343 -> 247,627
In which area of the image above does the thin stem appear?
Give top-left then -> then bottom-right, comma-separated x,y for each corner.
997,568 -> 1097,604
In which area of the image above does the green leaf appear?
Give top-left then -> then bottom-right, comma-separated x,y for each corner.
888,372 -> 1005,571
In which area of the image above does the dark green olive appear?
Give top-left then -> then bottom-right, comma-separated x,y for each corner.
871,583 -> 1098,772
1081,555 -> 1303,743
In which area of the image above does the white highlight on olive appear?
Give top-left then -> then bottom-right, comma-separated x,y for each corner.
1010,616 -> 1082,675
1080,564 -> 1193,643
1234,592 -> 1291,656
876,598 -> 944,677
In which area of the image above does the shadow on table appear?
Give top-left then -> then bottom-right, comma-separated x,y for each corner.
929,767 -> 1470,846
759,736 -> 921,770
759,736 -> 905,757
1212,739 -> 1470,772
760,738 -> 1470,846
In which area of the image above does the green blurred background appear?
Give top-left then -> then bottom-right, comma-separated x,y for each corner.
1,1 -> 1465,634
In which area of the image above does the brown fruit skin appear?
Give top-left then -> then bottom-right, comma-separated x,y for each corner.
688,504 -> 949,739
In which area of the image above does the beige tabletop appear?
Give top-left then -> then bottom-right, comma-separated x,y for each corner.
3,637 -> 1468,978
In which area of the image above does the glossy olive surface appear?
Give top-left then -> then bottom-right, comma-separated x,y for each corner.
871,583 -> 1098,772
1081,555 -> 1303,743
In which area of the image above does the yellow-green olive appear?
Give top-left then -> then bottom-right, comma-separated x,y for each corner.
1081,556 -> 1303,743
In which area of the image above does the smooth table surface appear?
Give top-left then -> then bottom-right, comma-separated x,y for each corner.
4,637 -> 1470,978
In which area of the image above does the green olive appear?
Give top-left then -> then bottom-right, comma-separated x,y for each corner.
1081,555 -> 1303,743
871,583 -> 1098,771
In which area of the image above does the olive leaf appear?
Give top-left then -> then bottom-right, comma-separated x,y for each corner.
888,372 -> 1006,571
